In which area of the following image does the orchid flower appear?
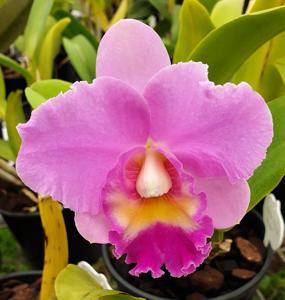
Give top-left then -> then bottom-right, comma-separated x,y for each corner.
16,19 -> 273,278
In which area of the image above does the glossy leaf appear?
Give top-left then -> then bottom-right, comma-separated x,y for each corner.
248,0 -> 283,13
0,0 -> 32,53
5,91 -> 25,156
0,54 -> 33,84
25,79 -> 71,109
211,0 -> 243,27
63,35 -> 96,82
38,18 -> 71,79
110,0 -> 128,26
233,1 -> 285,99
53,10 -> 99,49
173,0 -> 214,63
190,6 -> 285,84
0,67 -> 6,118
0,139 -> 16,161
248,96 -> 285,210
55,264 -> 144,300
23,0 -> 54,59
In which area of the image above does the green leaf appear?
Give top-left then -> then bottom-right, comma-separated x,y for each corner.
5,91 -> 26,156
23,0 -> 55,59
149,0 -> 171,19
53,10 -> 99,49
173,0 -> 214,63
110,0 -> 129,26
55,264 -> 144,300
25,79 -> 71,109
211,0 -> 243,27
248,96 -> 285,210
63,35 -> 96,82
0,0 -> 32,53
190,6 -> 285,84
198,0 -> 220,12
274,58 -> 285,84
0,67 -> 6,118
0,139 -> 16,161
232,1 -> 285,100
38,17 -> 71,79
127,0 -> 155,19
0,54 -> 33,86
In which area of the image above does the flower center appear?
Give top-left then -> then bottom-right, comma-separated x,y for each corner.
136,150 -> 172,198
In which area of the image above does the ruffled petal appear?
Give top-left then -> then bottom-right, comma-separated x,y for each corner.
16,78 -> 150,214
193,177 -> 250,229
96,19 -> 170,93
144,62 -> 273,182
75,212 -> 111,244
102,148 -> 213,277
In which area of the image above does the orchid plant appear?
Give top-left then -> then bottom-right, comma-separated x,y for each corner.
15,18 -> 275,279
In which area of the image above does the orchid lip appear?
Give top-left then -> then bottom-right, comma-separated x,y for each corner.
136,149 -> 172,198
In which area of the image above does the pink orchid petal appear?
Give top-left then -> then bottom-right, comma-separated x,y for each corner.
102,148 -> 213,277
16,78 -> 150,214
96,19 -> 170,93
193,177 -> 250,229
110,221 -> 212,278
75,212 -> 110,244
143,62 -> 273,182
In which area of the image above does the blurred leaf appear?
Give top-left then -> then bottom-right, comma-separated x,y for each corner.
91,0 -> 109,31
127,0 -> 155,19
149,0 -> 171,19
63,35 -> 96,82
248,0 -> 283,13
170,4 -> 181,43
274,58 -> 285,84
25,79 -> 71,109
174,0 -> 214,63
23,0 -> 55,59
0,139 -> 15,161
248,96 -> 285,210
0,67 -> 6,118
0,54 -> 33,85
198,0 -> 220,12
55,264 -> 144,300
211,0 -> 243,27
0,0 -> 32,52
38,18 -> 71,79
190,6 -> 285,84
110,0 -> 128,26
53,10 -> 99,49
5,91 -> 25,156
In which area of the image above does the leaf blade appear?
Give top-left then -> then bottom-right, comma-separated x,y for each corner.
38,17 -> 71,79
190,6 -> 285,84
248,96 -> 285,210
5,91 -> 26,156
174,0 -> 214,63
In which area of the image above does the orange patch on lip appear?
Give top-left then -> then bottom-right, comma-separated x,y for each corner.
108,191 -> 199,239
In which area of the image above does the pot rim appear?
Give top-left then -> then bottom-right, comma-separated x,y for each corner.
0,270 -> 42,281
0,209 -> 40,218
102,210 -> 274,300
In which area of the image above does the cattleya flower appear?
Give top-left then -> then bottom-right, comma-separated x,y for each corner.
16,19 -> 273,278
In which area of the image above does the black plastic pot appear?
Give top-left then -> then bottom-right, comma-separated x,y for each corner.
102,211 -> 273,300
0,208 -> 101,269
0,270 -> 41,283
